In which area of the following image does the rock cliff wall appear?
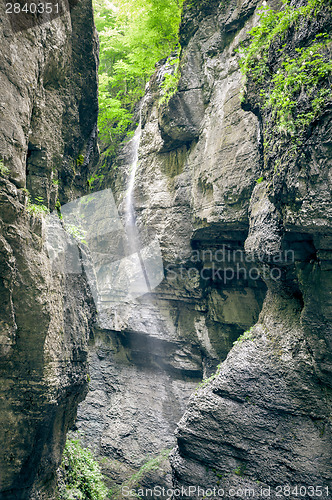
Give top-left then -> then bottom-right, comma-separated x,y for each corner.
0,2 -> 98,498
76,0 -> 266,491
76,0 -> 331,497
2,0 -> 328,497
167,0 -> 332,498
76,0 -> 267,482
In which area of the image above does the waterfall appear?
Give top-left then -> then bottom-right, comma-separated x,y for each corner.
125,116 -> 142,233
124,113 -> 152,293
46,108 -> 163,318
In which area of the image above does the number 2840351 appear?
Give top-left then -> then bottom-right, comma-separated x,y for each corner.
6,3 -> 60,14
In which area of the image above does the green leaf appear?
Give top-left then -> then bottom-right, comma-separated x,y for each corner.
95,0 -> 184,151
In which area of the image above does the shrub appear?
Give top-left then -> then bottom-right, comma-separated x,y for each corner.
58,439 -> 108,500
26,196 -> 49,216
159,54 -> 181,107
95,0 -> 184,155
76,155 -> 85,167
264,35 -> 332,134
238,0 -> 332,134
63,223 -> 88,244
0,160 -> 9,176
233,327 -> 254,346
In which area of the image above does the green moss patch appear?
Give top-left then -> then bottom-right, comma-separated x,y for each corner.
238,0 -> 332,135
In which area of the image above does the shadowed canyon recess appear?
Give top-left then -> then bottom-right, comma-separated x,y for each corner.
0,0 -> 331,499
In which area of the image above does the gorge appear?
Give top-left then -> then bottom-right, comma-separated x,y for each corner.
0,0 -> 331,499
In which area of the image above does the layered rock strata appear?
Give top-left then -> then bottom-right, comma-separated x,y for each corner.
168,0 -> 332,498
77,0 -> 331,498
0,1 -> 98,498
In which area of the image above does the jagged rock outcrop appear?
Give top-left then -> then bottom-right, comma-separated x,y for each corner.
168,0 -> 332,498
75,0 -> 267,492
76,0 -> 331,498
0,2 -> 98,498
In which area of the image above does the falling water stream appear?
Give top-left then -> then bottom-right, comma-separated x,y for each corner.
125,117 -> 142,232
124,113 -> 152,294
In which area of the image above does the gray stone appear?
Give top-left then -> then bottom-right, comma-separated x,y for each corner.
0,1 -> 98,497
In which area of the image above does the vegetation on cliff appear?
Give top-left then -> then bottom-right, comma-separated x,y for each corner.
58,439 -> 108,500
0,160 -> 9,176
239,0 -> 332,136
94,0 -> 183,155
108,449 -> 172,499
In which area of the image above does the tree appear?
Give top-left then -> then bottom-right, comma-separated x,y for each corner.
94,0 -> 183,154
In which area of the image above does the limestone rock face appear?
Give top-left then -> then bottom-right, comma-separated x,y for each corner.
76,0 -> 266,491
168,0 -> 332,498
0,0 -> 98,203
77,0 -> 331,496
0,2 -> 98,498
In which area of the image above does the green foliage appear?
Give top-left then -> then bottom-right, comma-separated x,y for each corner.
196,363 -> 222,390
234,464 -> 247,477
233,327 -> 254,346
125,449 -> 171,486
26,203 -> 49,215
63,223 -> 88,245
239,0 -> 327,79
27,196 -> 49,216
87,172 -> 104,190
264,35 -> 332,134
238,0 -> 332,134
109,449 -> 171,499
76,154 -> 85,167
58,439 -> 108,500
0,160 -> 9,176
159,55 -> 181,106
256,176 -> 264,184
95,0 -> 183,153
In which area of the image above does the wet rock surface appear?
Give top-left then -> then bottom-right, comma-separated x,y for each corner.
80,0 -> 332,497
0,1 -> 98,498
168,0 -> 332,498
76,0 -> 267,492
1,0 -> 330,497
